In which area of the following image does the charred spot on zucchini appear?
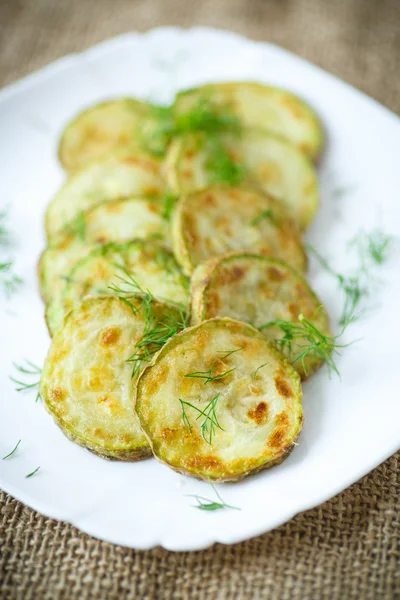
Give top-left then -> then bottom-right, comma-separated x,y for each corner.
171,184 -> 306,276
136,318 -> 303,481
190,252 -> 331,379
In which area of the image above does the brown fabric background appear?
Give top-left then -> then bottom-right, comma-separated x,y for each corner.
0,1 -> 399,598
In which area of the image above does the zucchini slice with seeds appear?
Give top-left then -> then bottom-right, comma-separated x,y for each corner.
171,184 -> 306,276
136,317 -> 303,482
45,151 -> 164,240
40,295 -> 184,460
38,197 -> 171,302
191,252 -> 331,379
164,129 -> 318,229
45,240 -> 188,336
174,82 -> 323,161
58,98 -> 162,172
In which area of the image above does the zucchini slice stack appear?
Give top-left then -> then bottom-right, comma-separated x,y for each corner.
38,81 -> 329,479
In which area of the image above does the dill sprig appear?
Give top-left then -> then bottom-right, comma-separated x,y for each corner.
260,313 -> 349,377
180,393 -> 223,444
161,194 -> 179,220
25,466 -> 40,478
186,481 -> 240,511
204,135 -> 246,186
2,439 -> 21,460
216,348 -> 242,359
184,365 -> 236,384
252,362 -> 269,379
0,209 -> 23,297
109,265 -> 189,376
306,244 -> 369,325
10,360 -> 42,401
250,209 -> 273,227
349,228 -> 395,266
143,97 -> 240,155
65,211 -> 86,241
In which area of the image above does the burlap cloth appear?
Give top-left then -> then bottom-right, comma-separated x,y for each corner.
0,1 -> 399,598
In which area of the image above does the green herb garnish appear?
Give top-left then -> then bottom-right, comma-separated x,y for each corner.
259,313 -> 349,377
65,211 -> 86,241
204,135 -> 246,186
349,228 -> 395,265
0,209 -> 23,297
25,466 -> 40,478
180,393 -> 223,444
143,97 -> 240,156
306,244 -> 368,324
109,266 -> 189,376
216,348 -> 242,360
250,209 -> 273,227
186,481 -> 240,511
2,439 -> 21,460
252,362 -> 269,379
184,365 -> 236,384
10,360 -> 42,401
161,194 -> 179,220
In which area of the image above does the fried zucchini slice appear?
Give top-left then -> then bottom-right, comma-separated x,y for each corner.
191,252 -> 331,379
164,130 -> 318,229
45,151 -> 164,240
45,240 -> 188,335
136,318 -> 303,481
171,184 -> 306,276
58,98 -> 162,171
174,82 -> 323,161
40,295 -> 184,460
38,197 -> 170,302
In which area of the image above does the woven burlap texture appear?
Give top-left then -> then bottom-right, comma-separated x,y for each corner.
1,1 -> 399,599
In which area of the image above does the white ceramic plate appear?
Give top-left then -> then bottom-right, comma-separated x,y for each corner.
1,27 -> 399,551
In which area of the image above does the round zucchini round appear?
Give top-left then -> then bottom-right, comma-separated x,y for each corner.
45,150 -> 164,240
191,252 -> 331,379
171,184 -> 306,276
58,98 -> 162,172
45,240 -> 189,336
39,197 -> 171,303
164,129 -> 318,229
40,295 -> 184,460
136,317 -> 303,481
174,82 -> 324,161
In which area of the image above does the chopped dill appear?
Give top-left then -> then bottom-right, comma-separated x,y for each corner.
143,96 -> 240,156
252,362 -> 269,379
306,244 -> 369,325
204,135 -> 246,186
108,265 -> 189,376
180,393 -> 223,444
10,360 -> 42,401
250,209 -> 273,227
142,97 -> 240,156
2,439 -> 21,460
65,211 -> 86,241
216,348 -> 242,360
0,209 -> 23,297
349,228 -> 395,266
161,194 -> 179,220
184,365 -> 236,384
186,481 -> 240,511
259,312 -> 349,377
25,466 -> 40,478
